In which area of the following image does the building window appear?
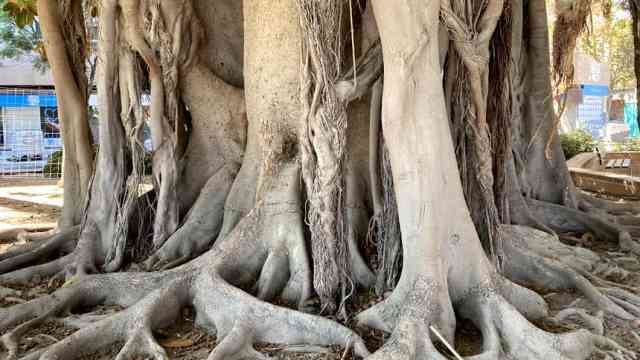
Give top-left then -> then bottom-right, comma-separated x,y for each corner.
40,106 -> 60,138
0,107 -> 4,148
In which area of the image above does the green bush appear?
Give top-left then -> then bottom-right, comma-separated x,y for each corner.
560,130 -> 595,160
43,150 -> 63,178
144,152 -> 153,175
610,139 -> 640,152
41,146 -> 152,179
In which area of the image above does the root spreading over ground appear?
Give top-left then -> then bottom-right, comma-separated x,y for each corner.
1,0 -> 640,359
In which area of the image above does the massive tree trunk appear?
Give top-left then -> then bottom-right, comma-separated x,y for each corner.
37,0 -> 94,229
0,0 -> 95,277
0,0 -> 638,359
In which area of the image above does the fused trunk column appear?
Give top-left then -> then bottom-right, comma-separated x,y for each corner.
520,0 -> 578,206
358,1 -> 623,359
364,0 -> 463,342
37,0 -> 94,228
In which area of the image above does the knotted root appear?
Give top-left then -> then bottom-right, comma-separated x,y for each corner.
0,226 -> 56,245
1,218 -> 369,360
143,166 -> 236,270
527,198 -> 640,256
0,254 -> 74,286
501,225 -> 640,320
548,308 -> 605,335
0,226 -> 79,275
458,292 -> 635,359
358,273 -> 633,359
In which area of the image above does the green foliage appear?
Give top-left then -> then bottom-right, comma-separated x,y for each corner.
2,0 -> 36,28
609,139 -> 640,151
43,149 -> 62,178
144,152 -> 153,175
560,130 -> 595,159
0,0 -> 45,71
579,0 -> 634,91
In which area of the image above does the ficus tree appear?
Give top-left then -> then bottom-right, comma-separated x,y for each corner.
0,0 -> 639,359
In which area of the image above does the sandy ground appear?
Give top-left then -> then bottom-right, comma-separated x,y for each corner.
0,182 -> 638,359
0,178 -> 61,227
0,178 -> 61,255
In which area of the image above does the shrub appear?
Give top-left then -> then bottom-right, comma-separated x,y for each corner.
560,130 -> 595,160
43,150 -> 63,178
610,139 -> 640,152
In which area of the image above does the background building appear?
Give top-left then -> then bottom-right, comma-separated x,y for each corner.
0,56 -> 61,176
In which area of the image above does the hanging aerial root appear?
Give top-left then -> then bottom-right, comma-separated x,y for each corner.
551,0 -> 593,87
440,0 -> 506,267
501,225 -> 640,321
344,206 -> 376,288
372,142 -> 402,295
297,0 -> 352,313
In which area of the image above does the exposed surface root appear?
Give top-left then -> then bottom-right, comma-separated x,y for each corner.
0,226 -> 79,275
0,227 -> 56,245
1,209 -> 369,360
356,274 -> 624,359
501,225 -> 640,320
458,292 -> 634,360
194,272 -> 369,359
527,198 -> 638,255
0,254 -> 73,286
580,193 -> 640,215
548,307 -> 605,335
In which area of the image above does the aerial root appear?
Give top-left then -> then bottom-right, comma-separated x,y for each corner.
255,250 -> 289,301
344,207 -> 376,288
143,167 -> 235,270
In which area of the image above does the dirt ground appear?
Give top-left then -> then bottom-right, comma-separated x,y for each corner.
0,182 -> 639,359
0,178 -> 61,256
